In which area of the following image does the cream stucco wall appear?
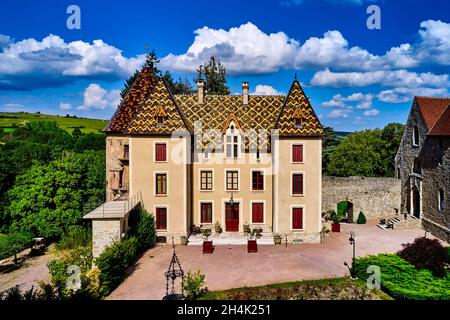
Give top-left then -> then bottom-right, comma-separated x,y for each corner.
192,151 -> 273,232
129,134 -> 190,241
273,137 -> 322,242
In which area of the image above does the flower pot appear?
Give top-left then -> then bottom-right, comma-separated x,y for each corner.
274,237 -> 282,245
180,236 -> 188,245
203,240 -> 213,254
247,239 -> 257,253
331,223 -> 340,232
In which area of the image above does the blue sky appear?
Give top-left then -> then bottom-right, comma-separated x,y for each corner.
0,0 -> 449,131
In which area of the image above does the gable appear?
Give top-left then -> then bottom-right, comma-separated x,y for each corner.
125,79 -> 190,134
274,80 -> 323,136
415,97 -> 450,131
105,67 -> 157,133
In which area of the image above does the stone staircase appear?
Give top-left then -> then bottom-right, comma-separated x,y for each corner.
377,215 -> 421,230
187,232 -> 275,246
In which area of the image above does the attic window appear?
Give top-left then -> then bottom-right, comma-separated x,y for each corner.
156,116 -> 165,127
294,117 -> 303,128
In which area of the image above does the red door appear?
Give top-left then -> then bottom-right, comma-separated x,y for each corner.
225,203 -> 239,232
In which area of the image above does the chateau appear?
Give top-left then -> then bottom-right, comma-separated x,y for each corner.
85,67 -> 323,256
395,97 -> 450,242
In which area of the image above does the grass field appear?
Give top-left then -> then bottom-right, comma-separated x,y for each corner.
0,112 -> 108,134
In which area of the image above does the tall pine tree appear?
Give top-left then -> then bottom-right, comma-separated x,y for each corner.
195,56 -> 230,95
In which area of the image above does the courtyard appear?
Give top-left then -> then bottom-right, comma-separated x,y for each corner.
108,221 -> 434,300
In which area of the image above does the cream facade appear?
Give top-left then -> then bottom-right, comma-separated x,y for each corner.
93,67 -> 324,247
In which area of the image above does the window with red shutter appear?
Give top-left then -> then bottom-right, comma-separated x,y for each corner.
155,143 -> 167,162
200,203 -> 212,223
252,203 -> 264,223
156,207 -> 167,230
292,207 -> 303,229
292,144 -> 303,163
252,171 -> 264,191
292,173 -> 304,195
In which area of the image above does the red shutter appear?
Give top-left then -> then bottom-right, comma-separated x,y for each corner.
156,207 -> 167,230
156,143 -> 166,161
252,203 -> 264,223
293,145 -> 303,162
292,207 -> 303,229
201,203 -> 212,223
293,174 -> 304,195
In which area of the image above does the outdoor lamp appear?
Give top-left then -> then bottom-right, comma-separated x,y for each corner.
349,231 -> 356,278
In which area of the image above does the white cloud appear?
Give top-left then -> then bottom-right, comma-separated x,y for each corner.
251,85 -> 284,95
328,109 -> 353,118
310,69 -> 449,88
363,109 -> 380,116
59,102 -> 73,110
322,92 -> 373,109
377,87 -> 449,103
76,84 -> 121,110
161,20 -> 450,75
0,34 -> 146,90
0,103 -> 24,112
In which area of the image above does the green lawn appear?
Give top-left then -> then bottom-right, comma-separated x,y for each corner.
201,277 -> 392,300
0,112 -> 108,134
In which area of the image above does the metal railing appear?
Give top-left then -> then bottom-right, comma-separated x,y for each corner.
124,191 -> 142,216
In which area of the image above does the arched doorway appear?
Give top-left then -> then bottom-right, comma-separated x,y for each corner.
412,186 -> 421,218
337,200 -> 354,223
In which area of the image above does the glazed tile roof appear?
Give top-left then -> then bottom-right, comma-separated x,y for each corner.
415,96 -> 450,133
105,69 -> 324,148
105,67 -> 157,133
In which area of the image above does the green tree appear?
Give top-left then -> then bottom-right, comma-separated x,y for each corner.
162,71 -> 193,95
322,127 -> 342,175
195,56 -> 230,95
5,151 -> 105,238
0,231 -> 33,263
381,122 -> 404,176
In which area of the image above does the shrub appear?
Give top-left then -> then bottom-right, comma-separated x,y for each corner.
47,245 -> 97,299
128,208 -> 156,253
330,210 -> 341,224
182,270 -> 208,300
355,253 -> 450,300
57,225 -> 91,250
0,231 -> 33,262
356,212 -> 367,224
96,236 -> 138,296
398,237 -> 448,277
447,247 -> 450,263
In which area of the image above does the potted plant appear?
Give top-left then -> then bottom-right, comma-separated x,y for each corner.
330,210 -> 341,232
180,236 -> 188,245
254,228 -> 263,239
273,234 -> 282,245
243,222 -> 251,234
191,224 -> 201,235
247,229 -> 257,253
202,229 -> 213,254
214,221 -> 222,234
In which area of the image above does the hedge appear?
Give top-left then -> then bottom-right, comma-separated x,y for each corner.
355,254 -> 450,300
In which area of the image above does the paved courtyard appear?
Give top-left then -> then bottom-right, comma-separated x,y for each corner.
108,221 -> 433,300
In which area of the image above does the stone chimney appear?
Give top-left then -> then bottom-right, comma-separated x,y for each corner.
197,80 -> 205,104
242,82 -> 249,105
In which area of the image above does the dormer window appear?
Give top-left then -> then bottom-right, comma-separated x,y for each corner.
294,117 -> 303,128
156,116 -> 165,126
225,122 -> 241,159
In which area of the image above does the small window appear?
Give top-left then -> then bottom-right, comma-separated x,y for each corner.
292,173 -> 304,195
155,143 -> 167,162
438,189 -> 445,211
123,145 -> 129,159
292,207 -> 303,230
252,171 -> 264,191
200,203 -> 213,224
156,116 -> 165,126
200,171 -> 213,191
252,203 -> 264,223
156,207 -> 167,230
294,118 -> 302,128
226,171 -> 239,191
396,167 -> 401,179
292,144 -> 303,163
156,173 -> 167,195
225,131 -> 239,158
413,158 -> 421,175
412,125 -> 419,146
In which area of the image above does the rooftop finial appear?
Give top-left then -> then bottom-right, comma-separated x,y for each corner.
294,73 -> 298,80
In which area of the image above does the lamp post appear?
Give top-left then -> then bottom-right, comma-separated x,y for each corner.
349,231 -> 356,278
163,237 -> 184,300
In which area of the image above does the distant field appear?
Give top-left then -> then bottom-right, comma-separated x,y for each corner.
0,112 -> 108,134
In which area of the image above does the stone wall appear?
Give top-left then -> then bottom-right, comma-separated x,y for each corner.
322,176 -> 401,220
92,219 -> 124,258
